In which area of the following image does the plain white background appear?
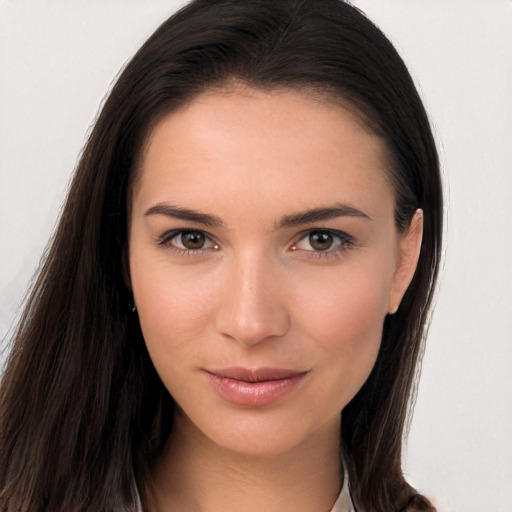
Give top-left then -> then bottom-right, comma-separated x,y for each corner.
0,2 -> 511,510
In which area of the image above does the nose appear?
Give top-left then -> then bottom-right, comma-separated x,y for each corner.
214,251 -> 290,346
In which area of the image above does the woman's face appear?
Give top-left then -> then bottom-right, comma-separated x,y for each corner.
129,87 -> 422,456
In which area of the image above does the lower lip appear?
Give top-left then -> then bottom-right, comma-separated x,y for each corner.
206,372 -> 306,406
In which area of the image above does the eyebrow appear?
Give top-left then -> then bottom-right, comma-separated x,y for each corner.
278,204 -> 371,228
144,202 -> 371,228
144,204 -> 224,227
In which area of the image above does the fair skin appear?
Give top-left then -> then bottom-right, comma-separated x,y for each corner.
129,87 -> 423,512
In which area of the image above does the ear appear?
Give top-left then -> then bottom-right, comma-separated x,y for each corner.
387,209 -> 423,314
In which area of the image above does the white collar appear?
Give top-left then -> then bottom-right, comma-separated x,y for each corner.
329,472 -> 355,512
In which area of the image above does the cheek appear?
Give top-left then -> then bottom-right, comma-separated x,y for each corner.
292,261 -> 393,395
130,259 -> 216,366
295,260 -> 391,341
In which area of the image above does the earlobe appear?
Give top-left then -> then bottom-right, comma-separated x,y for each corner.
388,209 -> 423,314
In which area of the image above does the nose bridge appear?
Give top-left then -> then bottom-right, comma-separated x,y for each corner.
215,247 -> 289,346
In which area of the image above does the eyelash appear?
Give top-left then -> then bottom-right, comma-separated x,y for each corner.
291,229 -> 355,260
157,229 -> 219,256
157,228 -> 355,260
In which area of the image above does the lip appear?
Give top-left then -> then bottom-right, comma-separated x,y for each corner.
205,367 -> 307,406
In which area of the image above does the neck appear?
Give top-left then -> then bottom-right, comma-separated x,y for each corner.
146,409 -> 343,512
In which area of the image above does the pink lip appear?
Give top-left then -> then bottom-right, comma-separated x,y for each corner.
205,367 -> 307,406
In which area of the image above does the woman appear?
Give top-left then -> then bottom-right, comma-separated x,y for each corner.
0,1 -> 442,511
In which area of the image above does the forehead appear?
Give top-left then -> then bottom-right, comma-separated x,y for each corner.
133,87 -> 394,224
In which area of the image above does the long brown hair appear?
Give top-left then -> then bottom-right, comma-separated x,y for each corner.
0,1 -> 442,511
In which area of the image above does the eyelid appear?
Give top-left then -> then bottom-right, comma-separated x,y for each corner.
156,227 -> 355,259
157,228 -> 218,253
290,228 -> 355,255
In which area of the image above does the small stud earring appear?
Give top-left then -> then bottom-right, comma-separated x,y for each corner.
128,299 -> 137,313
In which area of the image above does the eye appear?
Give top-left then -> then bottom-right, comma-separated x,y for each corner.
158,229 -> 218,253
307,231 -> 335,251
176,230 -> 207,250
290,229 -> 353,255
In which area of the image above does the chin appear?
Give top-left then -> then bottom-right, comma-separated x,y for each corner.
184,406 -> 342,460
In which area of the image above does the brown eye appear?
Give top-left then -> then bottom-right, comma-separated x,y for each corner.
308,231 -> 334,251
159,229 -> 218,254
290,229 -> 353,258
180,230 -> 206,249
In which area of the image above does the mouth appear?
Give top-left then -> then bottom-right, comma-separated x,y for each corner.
204,366 -> 308,406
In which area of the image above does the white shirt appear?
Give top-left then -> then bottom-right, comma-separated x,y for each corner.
330,474 -> 355,512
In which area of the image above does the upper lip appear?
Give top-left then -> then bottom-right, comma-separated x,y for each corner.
206,366 -> 307,382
